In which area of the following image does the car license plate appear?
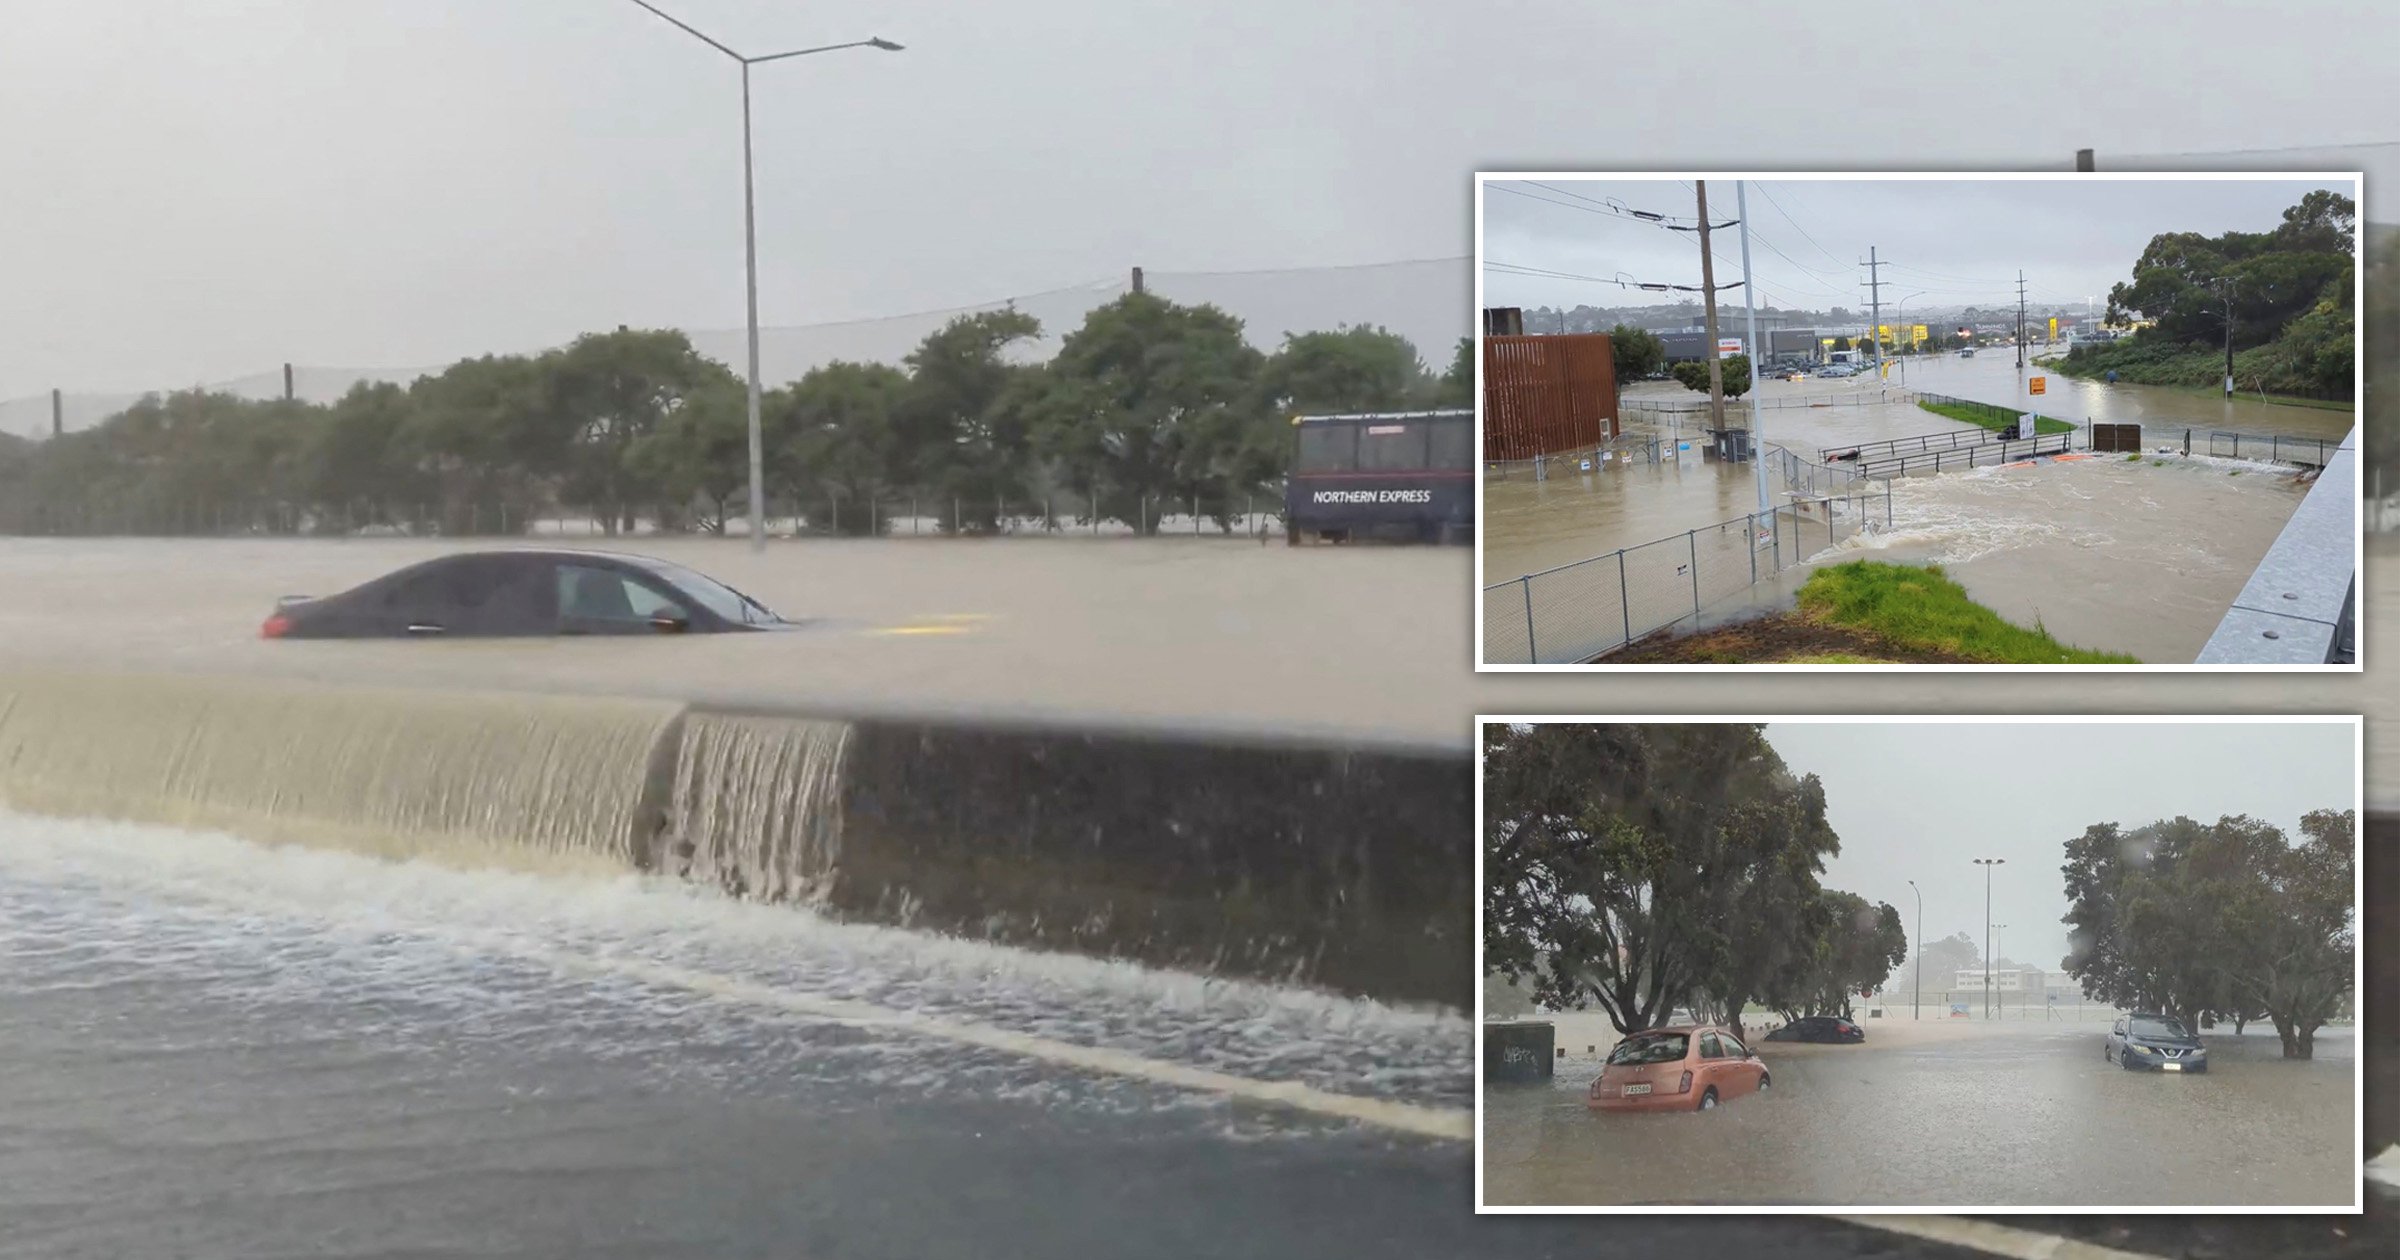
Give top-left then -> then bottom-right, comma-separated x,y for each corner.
1621,1084 -> 1651,1095
2162,1063 -> 2182,1072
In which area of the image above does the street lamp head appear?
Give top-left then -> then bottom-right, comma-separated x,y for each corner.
868,37 -> 904,51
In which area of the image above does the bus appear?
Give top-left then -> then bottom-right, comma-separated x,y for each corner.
1284,409 -> 1473,545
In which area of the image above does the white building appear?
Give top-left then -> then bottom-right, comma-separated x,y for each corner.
1954,966 -> 2048,993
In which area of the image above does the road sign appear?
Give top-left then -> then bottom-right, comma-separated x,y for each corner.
2048,316 -> 2059,340
1717,338 -> 1744,357
2029,376 -> 2047,396
1911,324 -> 1927,345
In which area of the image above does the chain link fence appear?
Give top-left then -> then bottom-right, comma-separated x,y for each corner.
1482,479 -> 1893,664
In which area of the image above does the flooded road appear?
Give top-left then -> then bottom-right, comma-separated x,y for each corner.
1483,1014 -> 2357,1208
1481,360 -> 2331,661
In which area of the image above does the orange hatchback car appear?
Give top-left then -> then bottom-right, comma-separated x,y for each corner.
1587,1025 -> 1771,1113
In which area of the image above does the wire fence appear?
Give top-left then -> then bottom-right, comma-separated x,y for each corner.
0,492 -> 1293,542
1483,470 -> 1893,665
1481,432 -> 1666,481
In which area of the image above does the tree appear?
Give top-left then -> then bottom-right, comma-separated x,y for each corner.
1606,323 -> 1666,382
1671,353 -> 1750,400
1436,337 -> 1472,407
625,378 -> 748,534
1482,723 -> 1842,1035
1257,325 -> 1429,415
2061,811 -> 2354,1059
770,362 -> 911,535
542,328 -> 739,534
1017,293 -> 1269,534
899,308 -> 1045,532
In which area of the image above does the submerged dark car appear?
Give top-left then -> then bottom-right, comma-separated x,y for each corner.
1763,1015 -> 1866,1044
261,549 -> 792,639
2105,1014 -> 2207,1073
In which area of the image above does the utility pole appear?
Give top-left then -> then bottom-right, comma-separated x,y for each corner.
1737,181 -> 1770,520
1696,181 -> 1728,434
1906,878 -> 1923,1021
1973,858 -> 2005,1020
2016,270 -> 2029,420
2217,276 -> 2238,396
1860,247 -> 1889,378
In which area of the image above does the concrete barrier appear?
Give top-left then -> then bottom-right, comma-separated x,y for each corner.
824,717 -> 1470,1010
0,671 -> 1472,1012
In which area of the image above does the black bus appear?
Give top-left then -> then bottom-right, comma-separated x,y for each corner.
1285,409 -> 1473,545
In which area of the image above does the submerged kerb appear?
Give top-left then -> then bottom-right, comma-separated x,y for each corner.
0,671 -> 1469,1010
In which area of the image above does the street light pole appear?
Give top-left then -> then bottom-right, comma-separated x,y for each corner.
2217,276 -> 2238,398
1736,181 -> 1769,522
1905,878 -> 1923,1021
1892,291 -> 1926,389
1993,923 -> 2009,1017
628,1 -> 903,552
1972,858 -> 2004,1020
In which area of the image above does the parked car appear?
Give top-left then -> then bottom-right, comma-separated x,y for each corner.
260,549 -> 795,639
1764,1015 -> 1866,1044
1587,1025 -> 1770,1113
2105,1013 -> 2208,1073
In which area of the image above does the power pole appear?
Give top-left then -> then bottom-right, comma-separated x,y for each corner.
1860,247 -> 1888,377
1696,181 -> 1727,433
2016,270 -> 2029,419
1737,180 -> 1769,519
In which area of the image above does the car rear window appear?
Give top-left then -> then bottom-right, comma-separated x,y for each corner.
1606,1033 -> 1689,1066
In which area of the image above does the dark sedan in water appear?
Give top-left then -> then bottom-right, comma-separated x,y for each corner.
1763,1015 -> 1866,1044
261,549 -> 791,638
2105,1013 -> 2208,1073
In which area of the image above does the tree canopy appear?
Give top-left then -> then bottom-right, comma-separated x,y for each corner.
0,297 -> 1457,538
2060,810 -> 2353,1058
1482,723 -> 1898,1033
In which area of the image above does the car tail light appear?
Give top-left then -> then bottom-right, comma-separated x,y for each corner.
1678,1070 -> 1693,1095
260,614 -> 293,639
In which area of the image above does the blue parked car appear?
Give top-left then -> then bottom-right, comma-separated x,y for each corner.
2105,1013 -> 2208,1073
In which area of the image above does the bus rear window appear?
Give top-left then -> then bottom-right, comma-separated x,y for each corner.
1357,423 -> 1428,472
1296,424 -> 1357,473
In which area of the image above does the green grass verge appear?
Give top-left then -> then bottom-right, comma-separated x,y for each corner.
1796,560 -> 2137,664
1916,399 -> 2075,436
2044,348 -> 2353,411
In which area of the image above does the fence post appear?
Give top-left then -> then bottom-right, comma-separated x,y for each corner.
1618,551 -> 1632,646
1748,514 -> 1758,585
1687,530 -> 1700,620
1522,579 -> 1537,663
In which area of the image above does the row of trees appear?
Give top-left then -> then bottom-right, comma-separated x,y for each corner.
1482,723 -> 1907,1033
2060,810 -> 2353,1059
0,298 -> 1473,538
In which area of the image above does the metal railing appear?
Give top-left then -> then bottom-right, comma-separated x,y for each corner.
1482,434 -> 1663,481
1859,430 -> 2076,478
2190,429 -> 2340,467
1823,425 -> 2003,465
1482,481 -> 1893,664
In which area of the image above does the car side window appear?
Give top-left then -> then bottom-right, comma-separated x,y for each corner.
1720,1033 -> 1749,1059
558,564 -> 681,622
1698,1032 -> 1724,1059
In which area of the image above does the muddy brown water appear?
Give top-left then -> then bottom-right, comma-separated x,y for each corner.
1482,1015 -> 2356,1208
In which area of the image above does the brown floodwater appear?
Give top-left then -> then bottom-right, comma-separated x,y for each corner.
1483,1013 -> 2356,1208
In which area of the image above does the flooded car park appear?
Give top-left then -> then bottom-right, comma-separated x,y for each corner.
1485,1015 -> 2356,1207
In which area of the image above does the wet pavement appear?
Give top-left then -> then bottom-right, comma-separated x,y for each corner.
1483,1015 -> 2356,1208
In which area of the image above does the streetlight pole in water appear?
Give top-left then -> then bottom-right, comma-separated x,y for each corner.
628,1 -> 904,552
1905,878 -> 1923,1021
1992,923 -> 2009,1017
1972,858 -> 2004,1020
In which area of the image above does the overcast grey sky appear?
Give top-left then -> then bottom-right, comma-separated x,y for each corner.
1480,178 -> 2356,317
1763,721 -> 2358,976
7,0 -> 2400,400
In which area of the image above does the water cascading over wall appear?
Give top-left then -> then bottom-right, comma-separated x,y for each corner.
0,671 -> 1470,1009
0,671 -> 681,875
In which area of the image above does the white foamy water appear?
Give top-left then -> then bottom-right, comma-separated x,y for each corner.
0,809 -> 1471,1114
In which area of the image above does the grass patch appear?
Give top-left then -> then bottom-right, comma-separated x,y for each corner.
2046,342 -> 2353,410
1916,399 -> 2075,436
1796,560 -> 2136,664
